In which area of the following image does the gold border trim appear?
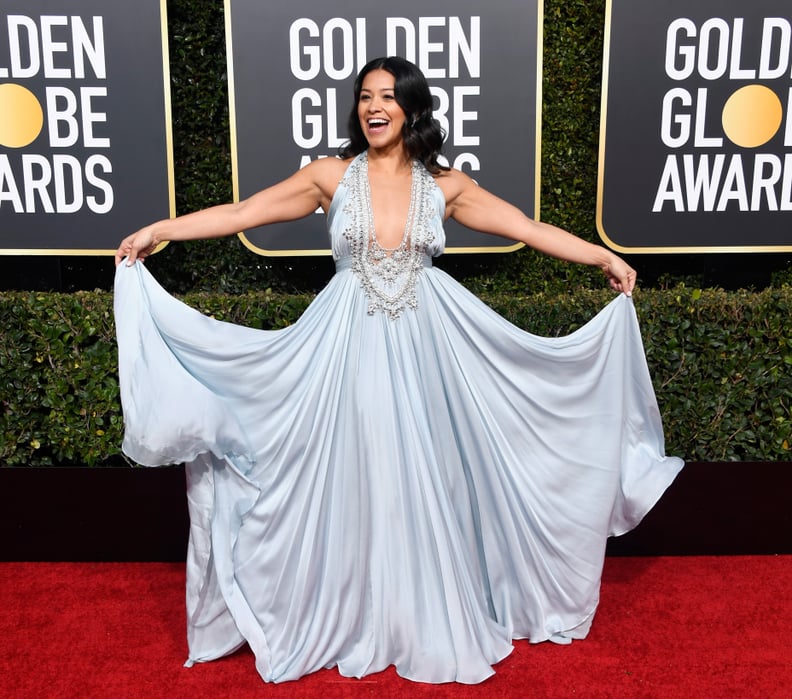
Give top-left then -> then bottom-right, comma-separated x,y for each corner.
0,0 -> 176,256
161,0 -> 176,221
230,3 -> 542,257
597,0 -> 792,254
224,0 -> 241,218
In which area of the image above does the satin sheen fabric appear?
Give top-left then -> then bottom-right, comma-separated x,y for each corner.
114,157 -> 683,684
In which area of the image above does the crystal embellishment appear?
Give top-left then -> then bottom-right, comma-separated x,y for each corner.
342,153 -> 435,319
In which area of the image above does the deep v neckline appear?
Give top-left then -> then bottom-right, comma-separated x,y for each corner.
340,151 -> 436,319
363,154 -> 415,253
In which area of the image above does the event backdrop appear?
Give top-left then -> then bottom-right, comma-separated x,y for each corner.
599,0 -> 792,252
225,0 -> 542,255
0,1 -> 173,255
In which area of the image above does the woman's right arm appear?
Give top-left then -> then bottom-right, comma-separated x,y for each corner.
115,158 -> 344,266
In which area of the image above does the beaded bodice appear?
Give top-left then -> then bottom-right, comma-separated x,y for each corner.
331,152 -> 444,319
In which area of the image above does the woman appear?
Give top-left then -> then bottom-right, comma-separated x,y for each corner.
115,56 -> 682,684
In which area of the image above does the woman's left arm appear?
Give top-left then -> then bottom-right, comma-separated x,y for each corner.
440,170 -> 635,295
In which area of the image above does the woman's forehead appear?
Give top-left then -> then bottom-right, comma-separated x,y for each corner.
361,69 -> 395,91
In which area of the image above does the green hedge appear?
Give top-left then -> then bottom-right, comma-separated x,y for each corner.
1,286 -> 789,466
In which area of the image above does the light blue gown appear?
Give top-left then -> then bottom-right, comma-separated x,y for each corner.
114,153 -> 683,684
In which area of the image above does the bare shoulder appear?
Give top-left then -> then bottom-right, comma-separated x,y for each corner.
305,155 -> 351,175
433,167 -> 478,214
300,155 -> 350,187
291,156 -> 352,207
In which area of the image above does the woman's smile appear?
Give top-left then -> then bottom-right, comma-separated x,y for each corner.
358,69 -> 406,148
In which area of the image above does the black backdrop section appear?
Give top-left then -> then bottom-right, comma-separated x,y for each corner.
227,2 -> 540,254
1,463 -> 789,561
1,250 -> 790,293
0,2 -> 173,253
599,1 -> 792,253
0,255 -> 116,292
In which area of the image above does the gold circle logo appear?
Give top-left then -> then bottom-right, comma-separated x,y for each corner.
0,83 -> 45,148
721,85 -> 783,149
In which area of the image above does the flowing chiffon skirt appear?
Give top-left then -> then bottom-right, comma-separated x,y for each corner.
114,258 -> 682,684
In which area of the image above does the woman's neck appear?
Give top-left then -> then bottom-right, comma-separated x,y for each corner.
366,146 -> 412,176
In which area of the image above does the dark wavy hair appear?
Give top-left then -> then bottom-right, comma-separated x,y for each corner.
339,56 -> 449,174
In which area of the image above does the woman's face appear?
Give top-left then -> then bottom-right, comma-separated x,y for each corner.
357,69 -> 406,151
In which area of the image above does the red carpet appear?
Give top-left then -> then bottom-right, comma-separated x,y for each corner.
1,557 -> 789,698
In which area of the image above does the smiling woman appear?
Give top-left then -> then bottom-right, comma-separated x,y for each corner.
358,73 -> 407,150
341,56 -> 448,177
113,55 -> 680,685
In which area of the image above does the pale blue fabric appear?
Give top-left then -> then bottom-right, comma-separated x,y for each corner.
114,161 -> 683,684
